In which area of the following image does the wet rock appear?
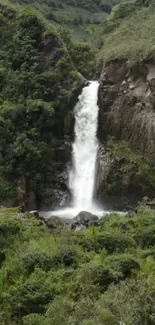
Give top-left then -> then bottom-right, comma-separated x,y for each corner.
138,196 -> 155,209
145,198 -> 155,208
71,222 -> 81,230
126,210 -> 136,218
29,210 -> 40,218
73,211 -> 99,226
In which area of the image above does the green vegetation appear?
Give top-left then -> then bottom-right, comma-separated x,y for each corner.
97,0 -> 155,63
1,1 -> 155,323
1,207 -> 155,324
59,27 -> 97,78
3,0 -> 126,40
100,137 -> 155,195
0,1 -> 99,206
0,3 -> 86,203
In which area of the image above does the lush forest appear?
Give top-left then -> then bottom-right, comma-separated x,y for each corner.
5,0 -> 126,39
1,206 -> 155,325
0,1 -> 97,207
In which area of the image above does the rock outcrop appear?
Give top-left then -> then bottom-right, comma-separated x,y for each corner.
98,59 -> 155,160
98,59 -> 155,209
73,211 -> 99,227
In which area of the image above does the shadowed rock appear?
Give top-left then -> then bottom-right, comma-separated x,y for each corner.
73,211 -> 99,227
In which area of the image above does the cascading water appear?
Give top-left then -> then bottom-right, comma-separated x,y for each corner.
69,81 -> 99,212
44,81 -> 105,218
40,81 -> 126,219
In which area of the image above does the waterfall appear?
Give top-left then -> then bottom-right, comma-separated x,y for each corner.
40,81 -> 125,219
44,81 -> 104,218
69,81 -> 99,211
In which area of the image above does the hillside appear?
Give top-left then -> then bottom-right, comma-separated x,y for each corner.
1,207 -> 155,325
0,2 -> 86,209
96,0 -> 155,62
5,0 -> 126,39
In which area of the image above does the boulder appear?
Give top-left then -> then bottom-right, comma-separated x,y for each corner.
145,198 -> 155,208
126,210 -> 136,218
73,211 -> 99,226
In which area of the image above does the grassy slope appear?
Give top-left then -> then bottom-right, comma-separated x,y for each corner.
1,207 -> 155,325
97,0 -> 155,63
4,0 -> 125,40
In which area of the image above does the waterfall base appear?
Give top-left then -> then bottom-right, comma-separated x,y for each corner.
40,204 -> 108,219
39,206 -> 127,221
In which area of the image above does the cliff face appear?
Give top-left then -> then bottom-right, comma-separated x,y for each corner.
98,59 -> 155,209
98,59 -> 155,159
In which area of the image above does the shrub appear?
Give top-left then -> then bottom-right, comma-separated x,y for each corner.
21,251 -> 54,274
53,245 -> 78,267
104,254 -> 140,278
96,232 -> 136,253
9,269 -> 58,317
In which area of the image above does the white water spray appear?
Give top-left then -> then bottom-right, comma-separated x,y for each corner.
39,81 -> 127,219
69,81 -> 99,211
42,81 -> 106,219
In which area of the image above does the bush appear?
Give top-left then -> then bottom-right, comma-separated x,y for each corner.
21,251 -> 54,274
96,233 -> 136,253
134,226 -> 155,248
104,254 -> 140,277
94,277 -> 155,325
0,208 -> 24,248
53,245 -> 78,267
9,269 -> 58,317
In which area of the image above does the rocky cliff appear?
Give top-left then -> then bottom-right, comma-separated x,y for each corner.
98,59 -> 155,209
98,59 -> 155,158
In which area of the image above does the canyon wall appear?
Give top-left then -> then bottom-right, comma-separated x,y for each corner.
98,59 -> 155,209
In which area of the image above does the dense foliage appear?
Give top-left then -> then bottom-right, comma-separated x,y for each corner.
11,0 -> 121,12
96,0 -> 155,62
5,0 -> 126,39
0,3 -> 86,203
100,137 -> 155,196
1,207 -> 155,324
